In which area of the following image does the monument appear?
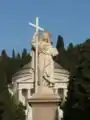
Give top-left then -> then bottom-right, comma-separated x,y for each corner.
28,17 -> 60,120
8,17 -> 70,120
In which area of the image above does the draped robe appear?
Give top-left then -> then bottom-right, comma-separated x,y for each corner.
32,37 -> 58,86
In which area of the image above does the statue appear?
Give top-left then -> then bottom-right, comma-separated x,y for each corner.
32,31 -> 58,87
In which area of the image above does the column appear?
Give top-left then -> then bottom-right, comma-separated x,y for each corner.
63,88 -> 68,101
54,88 -> 58,95
28,89 -> 31,98
18,89 -> 24,104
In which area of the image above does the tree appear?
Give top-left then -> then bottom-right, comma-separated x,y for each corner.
21,48 -> 31,66
56,35 -> 64,53
67,43 -> 74,51
64,40 -> 90,120
0,102 -> 4,120
16,53 -> 21,60
66,43 -> 82,72
22,48 -> 27,59
12,49 -> 15,59
55,35 -> 69,70
15,102 -> 25,120
0,48 -> 31,120
1,49 -> 7,58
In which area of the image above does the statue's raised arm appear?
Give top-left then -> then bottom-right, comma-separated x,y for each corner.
31,31 -> 38,49
31,31 -> 58,88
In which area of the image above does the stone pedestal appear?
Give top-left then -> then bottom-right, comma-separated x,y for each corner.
28,86 -> 60,120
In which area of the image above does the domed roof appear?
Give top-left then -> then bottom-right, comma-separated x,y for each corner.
12,61 -> 69,82
21,61 -> 68,72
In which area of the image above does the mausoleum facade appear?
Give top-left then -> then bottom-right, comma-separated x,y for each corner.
8,61 -> 69,106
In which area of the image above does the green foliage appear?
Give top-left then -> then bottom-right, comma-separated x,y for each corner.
12,49 -> 15,59
21,48 -> 31,67
55,35 -> 69,70
15,102 -> 25,120
0,48 -> 31,120
55,37 -> 90,120
0,90 -> 25,120
63,40 -> 90,120
56,35 -> 64,53
0,36 -> 90,120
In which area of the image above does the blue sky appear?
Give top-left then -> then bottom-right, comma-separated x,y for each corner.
0,0 -> 90,56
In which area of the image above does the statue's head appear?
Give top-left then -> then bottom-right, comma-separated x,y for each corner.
39,32 -> 51,43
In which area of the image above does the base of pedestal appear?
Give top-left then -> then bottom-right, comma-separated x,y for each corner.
28,87 -> 60,120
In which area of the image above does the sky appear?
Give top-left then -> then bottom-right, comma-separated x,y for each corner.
0,0 -> 90,56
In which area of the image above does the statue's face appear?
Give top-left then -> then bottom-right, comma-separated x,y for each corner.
42,32 -> 50,43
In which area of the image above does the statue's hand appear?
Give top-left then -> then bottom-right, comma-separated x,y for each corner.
33,31 -> 38,38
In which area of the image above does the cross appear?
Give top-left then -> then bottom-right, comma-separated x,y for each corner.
29,17 -> 44,93
29,17 -> 44,32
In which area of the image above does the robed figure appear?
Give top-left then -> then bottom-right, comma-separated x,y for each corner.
31,31 -> 58,87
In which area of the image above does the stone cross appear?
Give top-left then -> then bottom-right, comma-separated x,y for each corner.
29,17 -> 44,93
29,17 -> 44,32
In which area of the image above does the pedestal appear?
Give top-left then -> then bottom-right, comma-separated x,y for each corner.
28,86 -> 60,120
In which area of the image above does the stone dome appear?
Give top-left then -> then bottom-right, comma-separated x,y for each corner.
12,61 -> 69,82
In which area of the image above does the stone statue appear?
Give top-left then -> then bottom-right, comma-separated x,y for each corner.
32,31 -> 58,87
